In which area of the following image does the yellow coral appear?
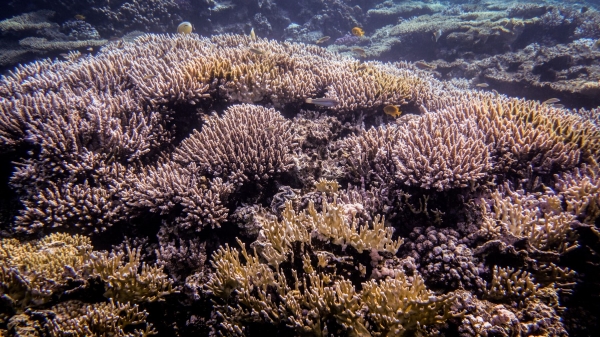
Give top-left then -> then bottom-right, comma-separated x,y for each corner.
87,247 -> 176,303
362,273 -> 457,336
0,233 -> 92,308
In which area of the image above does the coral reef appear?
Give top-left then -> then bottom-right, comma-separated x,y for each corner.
0,11 -> 107,70
0,31 -> 599,336
432,39 -> 600,109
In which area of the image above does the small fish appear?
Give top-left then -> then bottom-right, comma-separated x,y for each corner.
352,47 -> 366,58
177,21 -> 193,34
74,14 -> 85,20
542,98 -> 560,105
59,53 -> 69,59
250,28 -> 256,41
552,104 -> 565,108
383,105 -> 402,118
142,74 -> 157,80
305,97 -> 339,107
592,39 -> 600,50
316,36 -> 330,44
249,47 -> 265,55
476,83 -> 489,88
432,29 -> 443,42
414,61 -> 436,70
86,47 -> 93,52
108,36 -> 122,42
356,63 -> 368,71
351,27 -> 364,37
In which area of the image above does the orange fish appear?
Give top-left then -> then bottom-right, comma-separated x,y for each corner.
383,105 -> 401,118
351,27 -> 364,37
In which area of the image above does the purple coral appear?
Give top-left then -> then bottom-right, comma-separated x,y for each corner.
334,33 -> 361,45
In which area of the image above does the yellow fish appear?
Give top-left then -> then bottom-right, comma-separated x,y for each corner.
74,14 -> 85,20
383,105 -> 402,118
351,27 -> 364,37
177,21 -> 193,34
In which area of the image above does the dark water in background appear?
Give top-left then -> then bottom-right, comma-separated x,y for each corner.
1,0 -> 600,108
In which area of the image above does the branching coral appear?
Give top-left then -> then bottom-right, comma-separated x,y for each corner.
0,233 -> 176,318
339,124 -> 401,186
486,266 -> 539,304
444,96 -> 599,168
174,104 -> 298,184
0,233 -> 92,308
362,273 -> 457,336
554,164 -> 600,223
481,186 -> 576,253
121,162 -> 233,230
87,247 -> 176,303
392,111 -> 491,191
48,299 -> 157,337
208,237 -> 452,337
0,30 -> 599,336
205,195 -> 444,336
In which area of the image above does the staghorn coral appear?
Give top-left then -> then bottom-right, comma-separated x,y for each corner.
362,273 -> 457,336
392,110 -> 491,191
554,164 -> 600,224
48,299 -> 156,337
440,96 -> 597,171
121,162 -> 233,230
254,198 -> 401,268
341,93 -> 598,192
0,33 -> 444,235
205,195 -> 440,336
480,185 -> 577,254
0,231 -> 177,333
0,233 -> 92,309
173,104 -> 298,184
87,246 -> 176,303
208,238 -> 452,337
485,266 -> 539,304
339,124 -> 401,186
1,31 -> 600,335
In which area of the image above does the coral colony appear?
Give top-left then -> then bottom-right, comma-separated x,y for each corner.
0,1 -> 599,336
